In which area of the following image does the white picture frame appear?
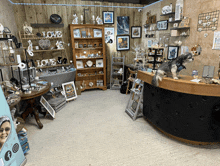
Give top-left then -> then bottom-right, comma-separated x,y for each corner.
96,59 -> 103,67
93,29 -> 102,37
73,29 -> 81,38
62,81 -> 78,101
76,60 -> 84,69
104,27 -> 114,44
212,31 -> 220,50
40,96 -> 55,118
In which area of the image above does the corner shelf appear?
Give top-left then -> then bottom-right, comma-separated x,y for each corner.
160,12 -> 175,16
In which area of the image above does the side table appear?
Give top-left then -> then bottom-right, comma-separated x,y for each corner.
20,81 -> 51,129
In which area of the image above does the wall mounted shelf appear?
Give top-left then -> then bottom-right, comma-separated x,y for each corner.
31,23 -> 64,28
170,27 -> 190,30
160,12 -> 175,16
168,20 -> 182,23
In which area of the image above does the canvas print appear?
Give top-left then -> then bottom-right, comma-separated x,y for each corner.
104,27 -> 114,44
117,16 -> 129,35
131,26 -> 142,38
103,11 -> 114,24
62,82 -> 77,101
116,35 -> 130,51
168,46 -> 179,60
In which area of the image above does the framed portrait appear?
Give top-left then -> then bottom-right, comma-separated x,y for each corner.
116,35 -> 130,51
96,59 -> 103,67
103,11 -> 114,24
167,46 -> 179,60
117,16 -> 129,35
93,29 -> 102,38
131,26 -> 142,38
76,60 -> 84,69
40,96 -> 55,118
157,20 -> 168,30
62,81 -> 77,101
73,29 -> 81,38
104,27 -> 114,44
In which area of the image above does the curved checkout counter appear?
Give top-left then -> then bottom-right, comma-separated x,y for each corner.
138,71 -> 220,144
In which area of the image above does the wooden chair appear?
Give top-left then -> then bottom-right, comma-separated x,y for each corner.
126,68 -> 137,95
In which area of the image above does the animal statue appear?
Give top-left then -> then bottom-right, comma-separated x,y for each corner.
152,52 -> 194,86
72,14 -> 78,24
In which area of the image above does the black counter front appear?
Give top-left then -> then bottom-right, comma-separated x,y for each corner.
138,71 -> 220,144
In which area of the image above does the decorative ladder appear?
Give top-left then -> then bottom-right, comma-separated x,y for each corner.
110,56 -> 125,90
125,79 -> 144,120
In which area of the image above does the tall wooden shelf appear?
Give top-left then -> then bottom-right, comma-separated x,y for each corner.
69,24 -> 107,91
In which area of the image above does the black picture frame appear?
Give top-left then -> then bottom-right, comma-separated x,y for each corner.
157,20 -> 168,30
103,11 -> 114,24
131,26 -> 142,38
116,35 -> 130,51
167,46 -> 179,60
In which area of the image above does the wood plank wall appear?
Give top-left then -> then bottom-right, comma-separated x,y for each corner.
142,0 -> 220,77
12,0 -> 144,83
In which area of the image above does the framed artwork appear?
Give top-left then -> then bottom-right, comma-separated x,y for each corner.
131,26 -> 142,38
157,20 -> 168,30
212,31 -> 220,50
167,46 -> 179,60
76,60 -> 84,69
93,29 -> 102,37
96,59 -> 103,67
81,31 -> 87,38
40,96 -> 55,118
62,81 -> 77,101
73,29 -> 81,38
103,11 -> 114,24
116,35 -> 130,51
117,16 -> 129,35
104,27 -> 114,44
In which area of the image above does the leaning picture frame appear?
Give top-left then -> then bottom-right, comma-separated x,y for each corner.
131,26 -> 142,38
116,35 -> 130,51
103,11 -> 114,24
40,96 -> 55,118
157,20 -> 168,30
93,29 -> 102,38
167,46 -> 179,60
62,81 -> 77,101
73,29 -> 81,38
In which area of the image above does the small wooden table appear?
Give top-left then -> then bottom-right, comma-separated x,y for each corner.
20,81 -> 50,129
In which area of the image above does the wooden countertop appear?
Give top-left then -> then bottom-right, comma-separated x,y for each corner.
138,70 -> 220,97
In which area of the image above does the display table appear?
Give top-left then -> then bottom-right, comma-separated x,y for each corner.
20,81 -> 51,129
138,71 -> 220,144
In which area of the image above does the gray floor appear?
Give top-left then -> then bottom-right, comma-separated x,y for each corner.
24,90 -> 220,166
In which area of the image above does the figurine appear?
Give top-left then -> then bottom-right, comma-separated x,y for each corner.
96,16 -> 103,24
72,14 -> 78,24
27,40 -> 34,56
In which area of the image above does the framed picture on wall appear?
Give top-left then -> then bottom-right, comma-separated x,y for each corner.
104,27 -> 114,44
116,35 -> 130,51
62,81 -> 77,101
167,46 -> 179,60
103,11 -> 114,24
157,20 -> 168,30
117,16 -> 129,35
131,26 -> 142,38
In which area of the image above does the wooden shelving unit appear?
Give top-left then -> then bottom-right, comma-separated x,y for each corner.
19,30 -> 69,68
160,12 -> 175,16
69,24 -> 107,91
148,48 -> 164,70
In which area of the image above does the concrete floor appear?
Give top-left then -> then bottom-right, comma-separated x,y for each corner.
24,90 -> 220,166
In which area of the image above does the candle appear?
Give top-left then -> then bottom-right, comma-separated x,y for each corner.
92,15 -> 95,20
81,15 -> 83,21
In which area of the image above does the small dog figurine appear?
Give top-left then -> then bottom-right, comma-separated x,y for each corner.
152,52 -> 194,86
